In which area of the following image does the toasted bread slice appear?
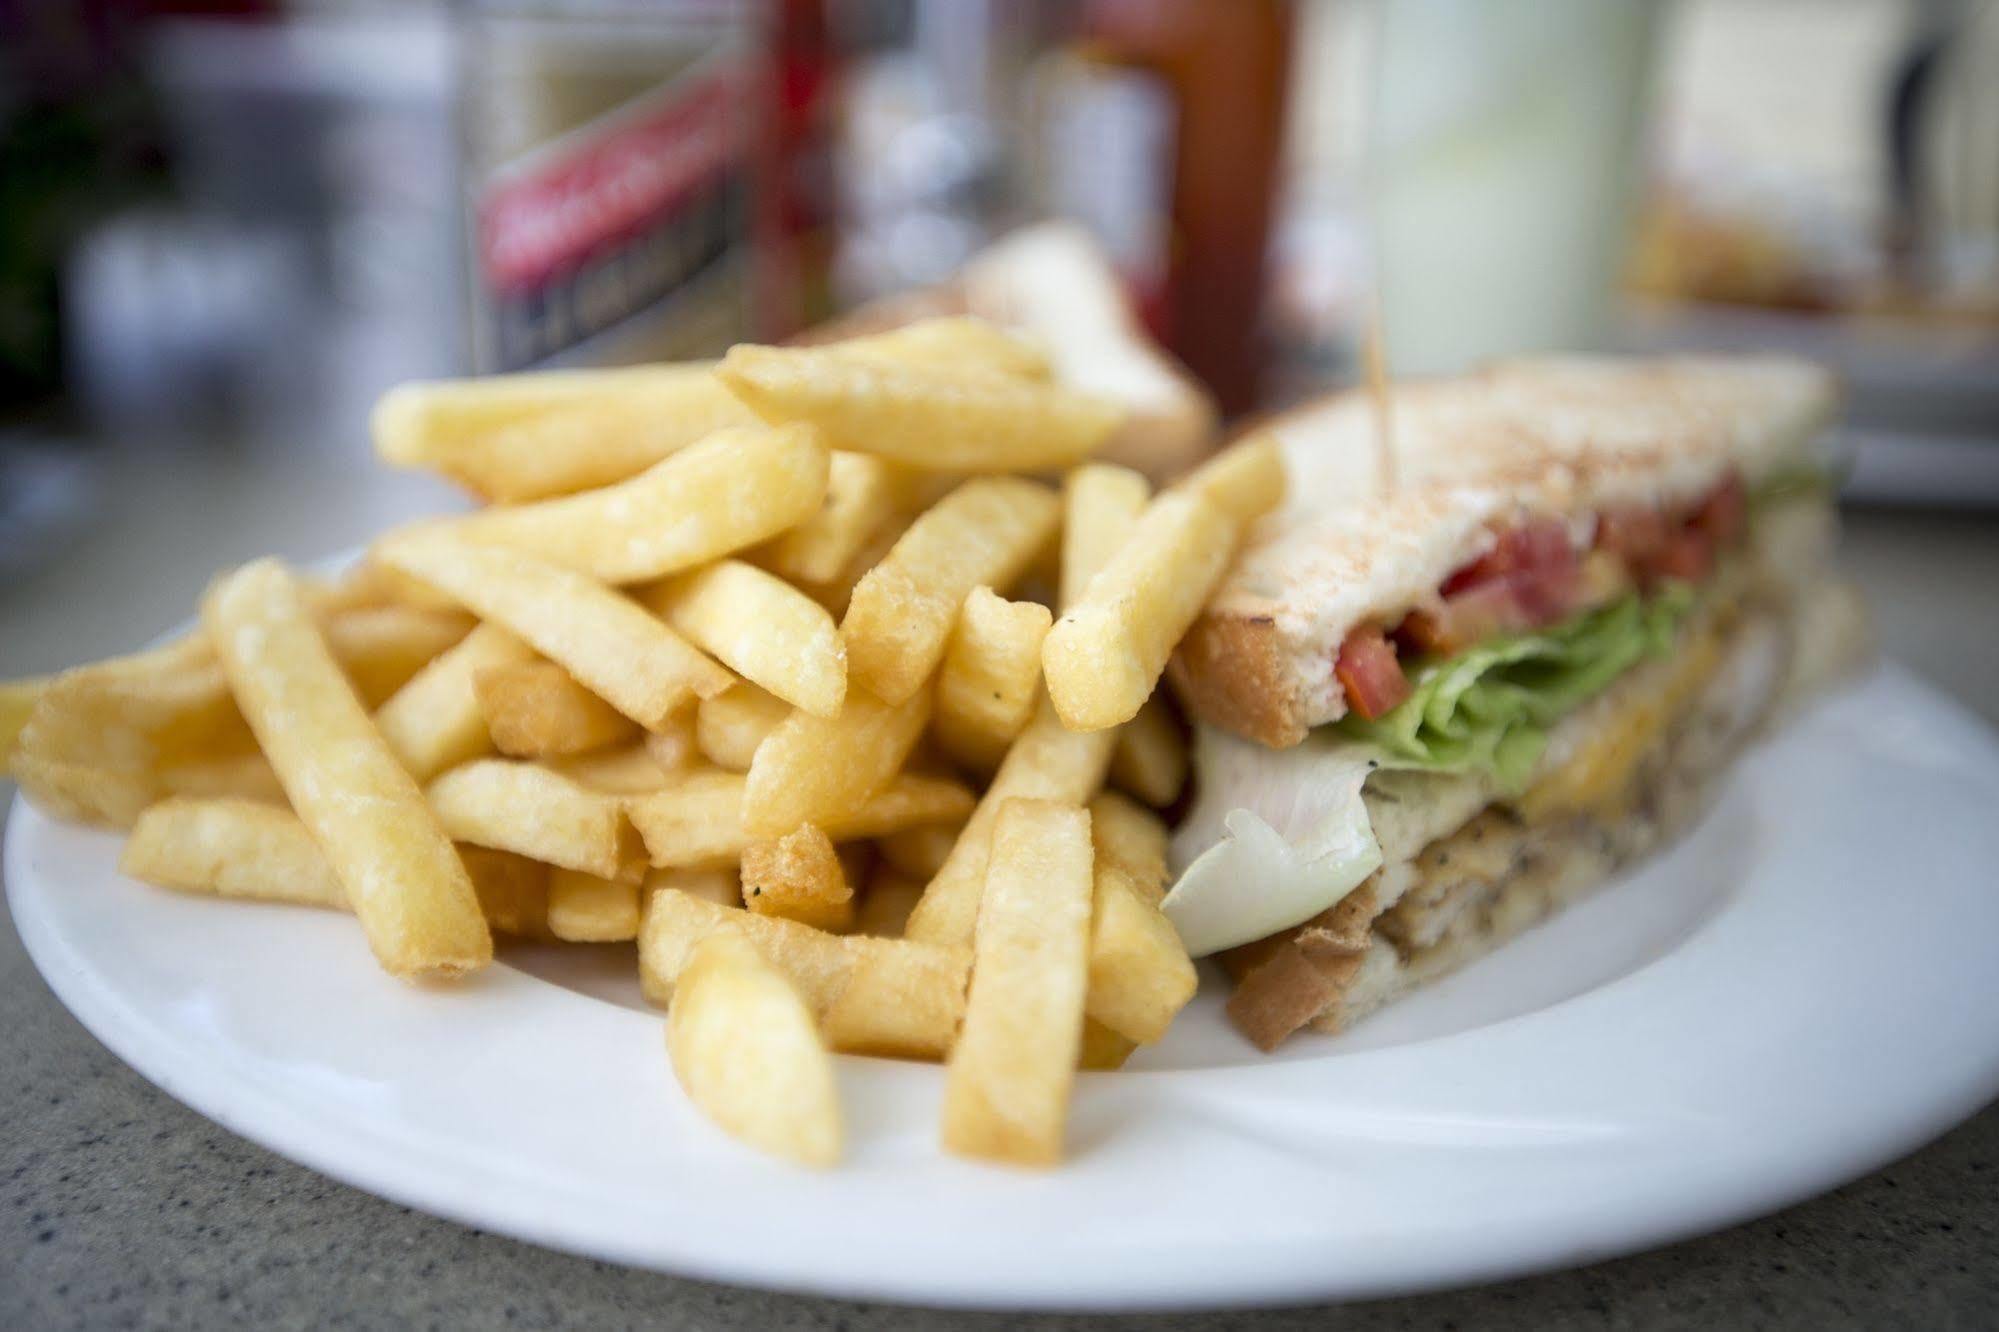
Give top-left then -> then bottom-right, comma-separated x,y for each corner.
1171,356 -> 1839,747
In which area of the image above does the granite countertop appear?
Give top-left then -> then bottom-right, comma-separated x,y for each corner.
3,449 -> 1997,1329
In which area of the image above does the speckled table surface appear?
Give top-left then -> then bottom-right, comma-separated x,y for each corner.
3,452 -> 1997,1329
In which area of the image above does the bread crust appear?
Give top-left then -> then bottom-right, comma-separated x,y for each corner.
1167,613 -> 1308,750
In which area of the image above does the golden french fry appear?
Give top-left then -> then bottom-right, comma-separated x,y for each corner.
550,744 -> 673,794
792,506 -> 921,620
841,477 -> 1059,704
1,676 -> 49,773
758,452 -> 914,586
874,821 -> 964,881
475,660 -> 638,758
741,824 -> 853,932
932,587 -> 1052,772
629,770 -> 974,870
854,866 -> 926,938
1109,694 -> 1188,808
375,624 -> 535,781
377,534 -> 732,728
1086,860 -> 1197,1044
644,561 -> 846,717
1078,1019 -> 1138,1071
1174,433 -> 1286,523
742,687 -> 930,837
1087,790 -> 1170,905
426,758 -> 641,881
459,846 -> 553,939
641,889 -> 968,1060
1060,463 -> 1150,610
941,799 -> 1093,1166
642,705 -> 700,773
202,560 -> 490,978
547,868 -> 643,942
694,684 -> 791,771
120,799 -> 556,942
372,363 -> 757,502
666,930 -> 843,1167
643,865 -> 740,909
904,696 -> 1116,947
1041,492 -> 1235,730
431,424 -> 827,583
121,797 -> 346,909
718,345 -> 1122,472
158,752 -> 285,804
823,317 -> 1052,381
321,607 -> 475,708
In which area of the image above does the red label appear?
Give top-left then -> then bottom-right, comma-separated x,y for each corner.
478,72 -> 742,296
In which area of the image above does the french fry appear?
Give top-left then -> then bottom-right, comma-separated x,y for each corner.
431,424 -> 828,583
1078,1020 -> 1138,1071
643,865 -> 741,909
694,684 -> 790,771
666,930 -> 843,1167
372,362 -> 757,502
742,687 -> 930,837
854,866 -> 926,938
758,452 -> 929,586
459,846 -> 553,939
792,506 -> 920,620
375,624 -> 535,781
641,889 -> 969,1060
202,560 -> 490,978
823,316 -> 1052,381
1041,492 -> 1235,731
718,345 -> 1122,472
158,752 -> 285,804
547,868 -> 643,942
932,587 -> 1052,772
841,477 -> 1060,704
475,660 -> 638,758
1086,860 -> 1197,1044
550,744 -> 673,794
741,824 -> 853,932
376,534 -> 732,728
1087,790 -> 1170,905
875,821 -> 964,880
426,758 -> 641,881
941,800 -> 1093,1166
321,606 -> 475,707
629,770 -> 974,870
642,705 -> 700,773
1,675 -> 49,772
1109,694 -> 1188,808
1059,463 -> 1150,610
120,799 -> 558,942
1175,433 -> 1286,523
904,696 -> 1116,947
644,561 -> 846,717
120,797 -> 345,909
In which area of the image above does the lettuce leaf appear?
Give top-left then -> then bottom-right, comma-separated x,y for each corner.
1332,587 -> 1695,791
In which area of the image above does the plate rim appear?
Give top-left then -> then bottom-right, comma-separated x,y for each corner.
9,662 -> 1999,1311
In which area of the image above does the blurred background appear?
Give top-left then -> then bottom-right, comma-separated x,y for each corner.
2,0 -> 1996,670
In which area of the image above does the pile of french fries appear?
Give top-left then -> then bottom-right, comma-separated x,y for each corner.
1,316 -> 1283,1169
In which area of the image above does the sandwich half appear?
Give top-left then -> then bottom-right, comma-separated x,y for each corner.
1161,356 -> 1871,1049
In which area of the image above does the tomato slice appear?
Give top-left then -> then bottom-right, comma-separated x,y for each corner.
1690,472 -> 1746,547
1594,504 -> 1668,566
1645,528 -> 1714,584
1336,626 -> 1412,720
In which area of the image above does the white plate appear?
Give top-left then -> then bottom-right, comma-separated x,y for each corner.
10,665 -> 1999,1310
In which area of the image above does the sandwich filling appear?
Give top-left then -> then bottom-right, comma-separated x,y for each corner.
1162,476 -> 1836,959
